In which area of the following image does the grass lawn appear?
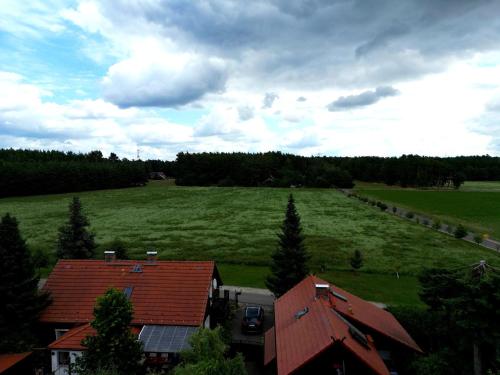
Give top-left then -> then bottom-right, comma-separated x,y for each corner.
219,264 -> 423,307
354,181 -> 500,238
1,181 -> 498,306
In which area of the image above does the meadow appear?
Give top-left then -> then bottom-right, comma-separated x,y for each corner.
1,180 -> 498,306
354,181 -> 500,239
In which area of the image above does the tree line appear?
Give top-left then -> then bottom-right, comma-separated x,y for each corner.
170,152 -> 500,189
174,152 -> 355,188
0,149 -> 149,198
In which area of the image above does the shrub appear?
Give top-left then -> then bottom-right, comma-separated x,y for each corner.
32,248 -> 50,269
406,211 -> 415,219
422,218 -> 429,226
432,220 -> 441,230
454,224 -> 467,239
392,206 -> 397,213
376,202 -> 388,211
473,234 -> 483,245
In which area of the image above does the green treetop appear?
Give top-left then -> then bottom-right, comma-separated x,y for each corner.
56,196 -> 96,259
0,213 -> 50,352
266,194 -> 310,297
76,288 -> 143,375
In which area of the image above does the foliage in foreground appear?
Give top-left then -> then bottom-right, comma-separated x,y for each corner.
392,263 -> 500,375
0,213 -> 51,352
266,194 -> 310,297
56,197 -> 96,259
174,327 -> 247,375
75,288 -> 143,375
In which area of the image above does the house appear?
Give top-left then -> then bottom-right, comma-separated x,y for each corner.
40,251 -> 222,375
264,275 -> 421,375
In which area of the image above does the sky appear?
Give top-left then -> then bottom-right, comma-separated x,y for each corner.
1,0 -> 500,160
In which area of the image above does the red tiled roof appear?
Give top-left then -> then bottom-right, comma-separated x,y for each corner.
48,324 -> 94,350
0,352 -> 31,373
271,275 -> 421,375
264,327 -> 276,366
321,276 -> 421,353
48,324 -> 141,350
41,260 -> 218,326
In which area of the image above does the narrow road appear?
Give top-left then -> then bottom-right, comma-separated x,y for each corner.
340,189 -> 500,253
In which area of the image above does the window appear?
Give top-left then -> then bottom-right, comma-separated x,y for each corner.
58,351 -> 70,366
55,329 -> 69,340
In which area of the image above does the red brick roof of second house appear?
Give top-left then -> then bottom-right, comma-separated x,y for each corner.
271,275 -> 421,375
48,324 -> 141,351
41,260 -> 219,326
0,352 -> 32,373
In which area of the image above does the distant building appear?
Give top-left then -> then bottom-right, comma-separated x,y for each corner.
149,171 -> 167,180
264,275 -> 421,375
40,252 -> 222,375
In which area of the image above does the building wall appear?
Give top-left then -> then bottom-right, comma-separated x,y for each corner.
50,350 -> 82,375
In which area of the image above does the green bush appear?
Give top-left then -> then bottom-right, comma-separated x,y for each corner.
432,220 -> 441,230
454,224 -> 467,239
406,211 -> 415,219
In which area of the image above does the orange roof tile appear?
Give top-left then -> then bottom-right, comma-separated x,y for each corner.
0,352 -> 31,373
271,275 -> 421,375
48,324 -> 141,350
48,324 -> 94,350
264,327 -> 276,366
41,260 -> 219,326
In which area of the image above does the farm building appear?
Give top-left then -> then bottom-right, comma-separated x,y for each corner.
264,275 -> 421,375
40,252 -> 222,375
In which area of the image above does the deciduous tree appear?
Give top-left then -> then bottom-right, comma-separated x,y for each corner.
75,288 -> 143,375
174,327 -> 246,375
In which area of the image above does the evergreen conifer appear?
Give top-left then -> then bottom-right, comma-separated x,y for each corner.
57,197 -> 96,259
266,194 -> 310,297
0,213 -> 50,352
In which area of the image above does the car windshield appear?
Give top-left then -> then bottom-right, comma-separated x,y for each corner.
246,307 -> 260,318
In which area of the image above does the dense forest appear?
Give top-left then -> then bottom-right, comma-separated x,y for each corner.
0,149 -> 148,198
170,152 -> 500,188
175,152 -> 355,188
2,149 -> 500,197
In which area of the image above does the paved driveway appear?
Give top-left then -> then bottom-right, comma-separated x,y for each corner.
221,286 -> 275,346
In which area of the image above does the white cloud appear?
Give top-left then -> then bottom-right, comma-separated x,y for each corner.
102,40 -> 228,108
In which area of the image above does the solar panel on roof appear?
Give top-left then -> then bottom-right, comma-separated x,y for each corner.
139,325 -> 198,353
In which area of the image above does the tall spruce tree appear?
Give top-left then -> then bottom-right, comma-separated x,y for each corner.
266,194 -> 310,297
0,213 -> 50,352
56,197 -> 96,259
75,288 -> 143,375
419,263 -> 500,375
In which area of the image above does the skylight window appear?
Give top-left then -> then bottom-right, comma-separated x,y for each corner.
132,264 -> 142,273
123,286 -> 134,299
294,307 -> 309,320
331,309 -> 370,349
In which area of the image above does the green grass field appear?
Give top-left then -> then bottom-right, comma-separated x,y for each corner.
355,181 -> 500,239
1,181 -> 498,306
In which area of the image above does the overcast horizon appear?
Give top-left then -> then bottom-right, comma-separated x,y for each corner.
1,1 -> 500,160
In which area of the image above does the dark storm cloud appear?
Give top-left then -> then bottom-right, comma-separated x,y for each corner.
327,86 -> 399,111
